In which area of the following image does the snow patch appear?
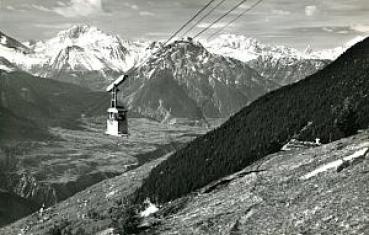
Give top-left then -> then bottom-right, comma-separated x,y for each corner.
105,190 -> 117,199
96,228 -> 115,235
0,36 -> 7,45
301,147 -> 368,180
0,64 -> 13,72
140,199 -> 159,217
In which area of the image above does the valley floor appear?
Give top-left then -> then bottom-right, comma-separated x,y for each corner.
0,117 -> 219,228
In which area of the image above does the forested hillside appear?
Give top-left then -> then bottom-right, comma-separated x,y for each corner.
134,36 -> 369,203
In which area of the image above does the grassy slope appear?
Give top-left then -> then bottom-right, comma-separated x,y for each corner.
134,37 -> 369,203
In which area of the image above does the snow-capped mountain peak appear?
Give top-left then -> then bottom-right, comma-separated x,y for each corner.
307,35 -> 366,60
32,24 -> 135,72
0,26 -> 153,87
203,34 -> 331,86
56,24 -> 98,39
205,34 -> 307,62
205,33 -> 365,62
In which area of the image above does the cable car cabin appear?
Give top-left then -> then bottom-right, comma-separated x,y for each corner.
106,75 -> 129,136
106,106 -> 128,136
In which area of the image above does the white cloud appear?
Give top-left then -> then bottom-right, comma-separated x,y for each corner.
139,11 -> 155,16
123,3 -> 139,11
345,36 -> 366,48
34,23 -> 73,29
350,24 -> 369,33
305,5 -> 317,17
53,0 -> 104,17
146,32 -> 168,37
32,4 -> 53,12
57,1 -> 67,7
5,5 -> 15,11
272,9 -> 291,16
197,23 -> 227,29
322,27 -> 334,33
336,30 -> 349,34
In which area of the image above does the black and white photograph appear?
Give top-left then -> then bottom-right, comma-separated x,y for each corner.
0,0 -> 369,234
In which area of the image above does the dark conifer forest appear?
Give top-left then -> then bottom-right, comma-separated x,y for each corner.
134,37 -> 369,204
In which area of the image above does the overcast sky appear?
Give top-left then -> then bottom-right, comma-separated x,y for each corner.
0,0 -> 368,50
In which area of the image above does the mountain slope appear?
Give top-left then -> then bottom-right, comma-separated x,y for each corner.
134,36 -> 369,204
0,190 -> 38,227
125,40 -> 278,120
147,132 -> 369,234
206,34 -> 330,86
0,31 -> 29,52
128,69 -> 204,120
0,57 -> 17,73
0,71 -> 109,142
248,56 -> 329,86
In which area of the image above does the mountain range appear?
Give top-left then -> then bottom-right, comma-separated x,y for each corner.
206,34 -> 336,85
0,25 -> 349,121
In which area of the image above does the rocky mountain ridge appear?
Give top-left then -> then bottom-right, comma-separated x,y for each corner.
124,40 -> 278,120
205,34 -> 332,85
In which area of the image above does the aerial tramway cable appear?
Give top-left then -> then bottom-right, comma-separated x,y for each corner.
180,0 -> 228,38
164,0 -> 218,45
193,0 -> 249,39
207,0 -> 264,40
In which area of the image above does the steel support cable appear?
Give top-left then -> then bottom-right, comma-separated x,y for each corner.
207,0 -> 264,40
180,0 -> 228,38
193,0 -> 249,39
165,0 -> 218,45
